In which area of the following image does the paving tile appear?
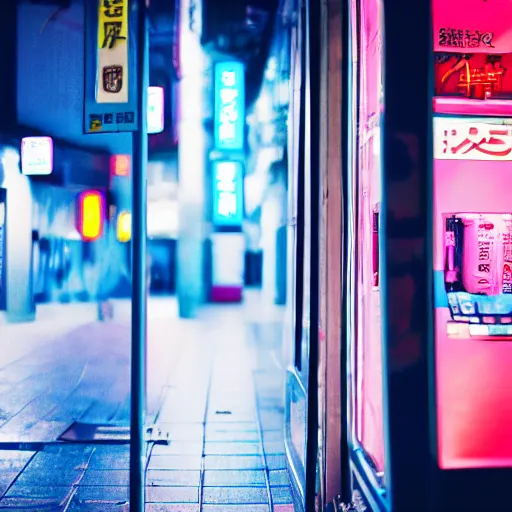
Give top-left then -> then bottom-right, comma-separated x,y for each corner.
207,413 -> 256,423
157,411 -> 205,423
202,486 -> 268,505
15,467 -> 81,486
146,470 -> 200,487
156,424 -> 204,441
86,445 -> 128,455
26,450 -> 92,471
0,472 -> 19,496
206,430 -> 259,443
206,423 -> 258,433
274,505 -> 295,512
203,470 -> 266,487
256,397 -> 284,409
0,497 -> 63,509
0,451 -> 35,463
209,402 -> 255,410
271,486 -> 294,504
148,455 -> 202,470
201,504 -> 269,512
152,442 -> 203,456
204,442 -> 261,456
259,412 -> 284,431
145,505 -> 199,512
268,470 -> 290,487
68,502 -> 128,512
263,440 -> 285,455
5,484 -> 71,500
266,454 -> 287,470
88,453 -> 130,469
81,469 -> 129,486
76,485 -> 129,501
145,486 -> 199,503
262,430 -> 284,442
204,455 -> 265,470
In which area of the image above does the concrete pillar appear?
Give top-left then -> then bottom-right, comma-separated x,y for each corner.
176,0 -> 207,318
1,149 -> 35,323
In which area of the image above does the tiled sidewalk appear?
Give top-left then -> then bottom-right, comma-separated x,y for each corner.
0,298 -> 293,511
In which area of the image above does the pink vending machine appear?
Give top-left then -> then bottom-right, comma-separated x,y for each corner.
433,0 -> 512,471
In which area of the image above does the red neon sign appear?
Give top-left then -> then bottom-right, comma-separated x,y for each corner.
110,154 -> 131,177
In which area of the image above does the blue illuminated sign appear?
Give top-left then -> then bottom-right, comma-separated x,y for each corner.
214,62 -> 245,151
212,161 -> 244,227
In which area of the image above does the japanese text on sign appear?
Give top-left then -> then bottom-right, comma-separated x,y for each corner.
438,28 -> 494,49
214,62 -> 245,151
97,0 -> 129,104
434,119 -> 512,161
212,161 -> 243,227
98,0 -> 127,50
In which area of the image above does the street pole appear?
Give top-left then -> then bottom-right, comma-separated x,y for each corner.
130,0 -> 148,510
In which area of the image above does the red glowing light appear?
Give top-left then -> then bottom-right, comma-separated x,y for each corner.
110,155 -> 131,177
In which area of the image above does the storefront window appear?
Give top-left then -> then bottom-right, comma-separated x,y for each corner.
352,0 -> 386,483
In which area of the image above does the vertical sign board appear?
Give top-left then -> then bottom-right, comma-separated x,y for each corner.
84,0 -> 138,133
214,62 -> 245,151
212,161 -> 244,228
0,188 -> 5,311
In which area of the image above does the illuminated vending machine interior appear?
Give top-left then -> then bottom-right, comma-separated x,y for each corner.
433,0 -> 512,472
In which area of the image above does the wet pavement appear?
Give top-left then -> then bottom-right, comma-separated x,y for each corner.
0,294 -> 294,511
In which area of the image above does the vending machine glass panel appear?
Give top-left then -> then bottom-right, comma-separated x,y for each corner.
352,0 -> 386,486
433,0 -> 512,469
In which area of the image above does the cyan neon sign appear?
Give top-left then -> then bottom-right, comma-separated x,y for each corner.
214,62 -> 245,151
212,161 -> 244,227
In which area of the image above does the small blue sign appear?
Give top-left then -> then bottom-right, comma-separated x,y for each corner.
212,161 -> 244,227
214,62 -> 245,151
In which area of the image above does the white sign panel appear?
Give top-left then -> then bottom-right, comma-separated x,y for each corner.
148,86 -> 165,134
21,137 -> 53,175
211,233 -> 244,286
96,0 -> 129,104
434,118 -> 512,161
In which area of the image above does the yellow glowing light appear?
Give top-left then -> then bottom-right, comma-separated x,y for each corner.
117,211 -> 132,242
80,191 -> 103,241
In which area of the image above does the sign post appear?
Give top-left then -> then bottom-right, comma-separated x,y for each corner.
130,0 -> 148,511
85,2 -> 160,508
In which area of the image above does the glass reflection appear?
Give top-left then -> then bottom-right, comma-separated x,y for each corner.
352,0 -> 386,483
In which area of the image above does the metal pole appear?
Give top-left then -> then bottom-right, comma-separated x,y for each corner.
130,0 -> 148,510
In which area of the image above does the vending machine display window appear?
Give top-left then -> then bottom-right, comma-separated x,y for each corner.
433,0 -> 512,116
351,0 -> 386,487
433,0 -> 512,470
